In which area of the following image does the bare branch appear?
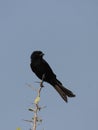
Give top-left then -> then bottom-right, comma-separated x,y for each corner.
25,74 -> 46,130
32,74 -> 45,130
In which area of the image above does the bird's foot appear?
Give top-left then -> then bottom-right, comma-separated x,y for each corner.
40,73 -> 45,87
40,81 -> 44,87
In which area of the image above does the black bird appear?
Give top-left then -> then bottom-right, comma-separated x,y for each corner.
30,51 -> 75,102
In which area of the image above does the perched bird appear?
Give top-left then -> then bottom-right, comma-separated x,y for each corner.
30,51 -> 75,102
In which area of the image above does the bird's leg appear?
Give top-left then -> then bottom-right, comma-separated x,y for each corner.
40,73 -> 45,87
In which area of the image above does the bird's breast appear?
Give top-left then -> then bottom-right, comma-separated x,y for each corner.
30,62 -> 46,80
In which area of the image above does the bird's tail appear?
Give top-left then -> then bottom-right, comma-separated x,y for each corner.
50,79 -> 75,102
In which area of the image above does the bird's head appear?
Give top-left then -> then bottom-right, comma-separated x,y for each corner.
31,51 -> 44,60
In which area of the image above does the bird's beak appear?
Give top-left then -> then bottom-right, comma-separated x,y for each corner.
40,52 -> 44,56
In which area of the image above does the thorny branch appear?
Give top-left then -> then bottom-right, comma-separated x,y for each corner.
28,74 -> 45,130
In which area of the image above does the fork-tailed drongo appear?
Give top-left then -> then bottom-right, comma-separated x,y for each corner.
30,51 -> 75,102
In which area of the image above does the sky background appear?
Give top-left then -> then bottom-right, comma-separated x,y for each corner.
0,0 -> 98,130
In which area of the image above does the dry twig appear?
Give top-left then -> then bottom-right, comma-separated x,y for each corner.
30,74 -> 45,130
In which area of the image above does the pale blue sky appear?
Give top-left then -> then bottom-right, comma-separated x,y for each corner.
0,0 -> 98,130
